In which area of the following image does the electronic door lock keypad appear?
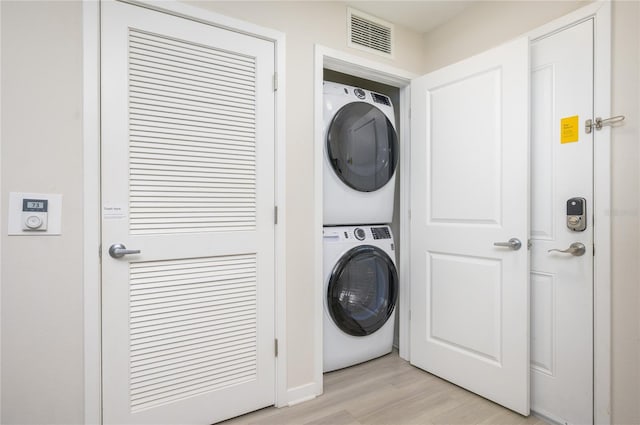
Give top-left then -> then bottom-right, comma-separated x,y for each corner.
566,197 -> 586,232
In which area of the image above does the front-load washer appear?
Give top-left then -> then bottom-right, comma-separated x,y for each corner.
323,81 -> 399,225
323,225 -> 398,372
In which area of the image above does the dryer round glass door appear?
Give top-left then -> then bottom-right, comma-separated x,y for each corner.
327,102 -> 398,192
327,245 -> 398,337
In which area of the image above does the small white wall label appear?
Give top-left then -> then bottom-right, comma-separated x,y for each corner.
103,205 -> 127,220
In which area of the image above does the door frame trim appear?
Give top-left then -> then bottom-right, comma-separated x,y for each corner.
82,1 -> 287,423
313,44 -> 415,396
527,3 -> 612,423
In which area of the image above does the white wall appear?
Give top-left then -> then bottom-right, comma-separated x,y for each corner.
610,2 -> 640,422
1,1 -> 85,424
420,1 -> 640,423
421,1 -> 590,72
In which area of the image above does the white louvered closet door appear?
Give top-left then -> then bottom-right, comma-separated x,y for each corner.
101,2 -> 276,424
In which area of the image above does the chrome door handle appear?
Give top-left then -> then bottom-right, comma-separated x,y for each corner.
548,242 -> 586,257
108,243 -> 141,259
493,238 -> 522,251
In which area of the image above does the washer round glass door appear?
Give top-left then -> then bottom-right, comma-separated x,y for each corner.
327,245 -> 398,337
327,102 -> 398,192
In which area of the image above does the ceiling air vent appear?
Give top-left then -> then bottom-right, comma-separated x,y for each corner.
347,8 -> 394,58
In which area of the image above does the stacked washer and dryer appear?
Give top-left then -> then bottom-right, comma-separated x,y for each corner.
322,81 -> 400,372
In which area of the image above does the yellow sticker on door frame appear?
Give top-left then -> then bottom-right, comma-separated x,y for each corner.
561,115 -> 579,144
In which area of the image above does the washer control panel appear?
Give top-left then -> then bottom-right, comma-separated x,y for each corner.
324,226 -> 393,242
371,227 -> 391,240
353,88 -> 366,99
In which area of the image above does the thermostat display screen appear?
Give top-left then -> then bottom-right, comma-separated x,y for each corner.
23,199 -> 48,212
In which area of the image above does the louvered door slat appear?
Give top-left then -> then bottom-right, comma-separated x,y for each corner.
131,167 -> 253,176
131,334 -> 255,368
130,177 -> 255,187
130,123 -> 256,142
130,93 -> 255,119
132,309 -> 255,335
131,367 -> 256,411
132,260 -> 255,276
130,317 -> 256,347
130,108 -> 255,131
131,321 -> 257,349
132,351 -> 257,392
131,332 -> 257,364
130,150 -> 255,166
130,70 -> 255,102
132,281 -> 257,302
130,336 -> 254,366
132,344 -> 256,380
131,304 -> 253,328
130,197 -> 255,204
131,353 -> 257,393
130,113 -> 256,134
131,256 -> 255,270
132,318 -> 256,345
129,46 -> 255,82
130,79 -> 255,106
130,137 -> 254,153
131,327 -> 256,356
130,31 -> 256,68
131,300 -> 257,322
131,106 -> 254,129
130,291 -> 257,314
130,40 -> 256,80
131,299 -> 254,320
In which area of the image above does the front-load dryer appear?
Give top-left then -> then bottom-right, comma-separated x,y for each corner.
323,81 -> 399,225
323,225 -> 398,372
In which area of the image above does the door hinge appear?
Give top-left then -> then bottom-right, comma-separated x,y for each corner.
98,245 -> 102,260
273,72 -> 278,92
274,206 -> 278,225
593,244 -> 595,256
275,338 -> 279,357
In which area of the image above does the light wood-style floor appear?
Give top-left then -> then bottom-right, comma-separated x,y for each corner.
222,351 -> 548,425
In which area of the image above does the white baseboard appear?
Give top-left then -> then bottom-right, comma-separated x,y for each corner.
285,382 -> 319,407
531,409 -> 563,425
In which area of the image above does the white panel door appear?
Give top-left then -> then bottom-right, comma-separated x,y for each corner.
530,20 -> 594,424
410,38 -> 530,415
101,2 -> 275,424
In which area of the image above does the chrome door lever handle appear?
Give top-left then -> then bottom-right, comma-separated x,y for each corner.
547,242 -> 586,257
108,243 -> 141,259
493,238 -> 522,251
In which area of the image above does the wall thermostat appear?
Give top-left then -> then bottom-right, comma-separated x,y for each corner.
8,192 -> 62,235
22,198 -> 48,231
